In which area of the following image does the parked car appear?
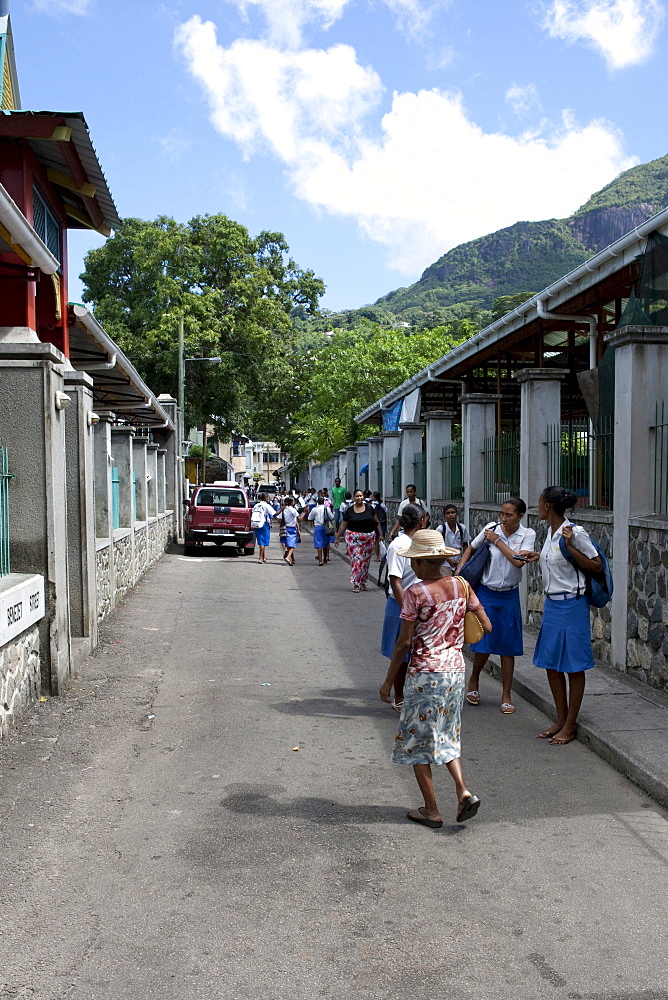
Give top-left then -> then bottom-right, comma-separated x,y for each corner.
183,484 -> 255,556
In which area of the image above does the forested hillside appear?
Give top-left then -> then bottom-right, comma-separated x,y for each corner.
313,152 -> 668,330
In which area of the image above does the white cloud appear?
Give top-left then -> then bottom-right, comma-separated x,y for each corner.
32,0 -> 91,12
542,0 -> 665,70
156,129 -> 191,162
505,83 -> 542,117
176,14 -> 636,274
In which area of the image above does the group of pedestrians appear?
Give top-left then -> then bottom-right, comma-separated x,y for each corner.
377,484 -> 603,830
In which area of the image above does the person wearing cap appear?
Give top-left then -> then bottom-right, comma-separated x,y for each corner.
380,529 -> 491,828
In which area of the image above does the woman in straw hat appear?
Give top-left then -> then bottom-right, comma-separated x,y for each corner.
380,529 -> 491,828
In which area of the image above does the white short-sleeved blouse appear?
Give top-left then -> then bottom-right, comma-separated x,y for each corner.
540,520 -> 599,595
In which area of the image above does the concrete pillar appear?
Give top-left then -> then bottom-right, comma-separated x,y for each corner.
606,326 -> 668,673
424,410 -> 457,509
156,394 -> 182,533
132,438 -> 148,522
94,411 -> 115,540
0,342 -> 72,693
345,446 -> 357,492
146,444 -> 159,518
111,427 -> 135,528
382,431 -> 401,499
461,393 -> 500,522
367,437 -> 383,494
337,450 -> 347,490
157,450 -> 167,513
514,369 -> 568,509
356,441 -> 370,489
64,370 -> 97,652
399,421 -> 424,497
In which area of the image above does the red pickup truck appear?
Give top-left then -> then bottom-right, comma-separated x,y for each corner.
183,483 -> 255,556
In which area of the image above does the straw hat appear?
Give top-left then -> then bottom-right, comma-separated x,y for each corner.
396,529 -> 460,560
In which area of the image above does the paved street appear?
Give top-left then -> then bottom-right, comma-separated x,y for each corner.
1,536 -> 667,1000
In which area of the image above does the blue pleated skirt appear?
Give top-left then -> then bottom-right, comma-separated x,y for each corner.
313,524 -> 331,548
533,595 -> 594,673
381,595 -> 402,658
285,525 -> 298,548
469,584 -> 523,656
254,524 -> 271,546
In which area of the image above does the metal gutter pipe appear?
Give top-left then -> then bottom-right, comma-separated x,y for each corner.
537,296 -> 598,369
0,181 -> 59,274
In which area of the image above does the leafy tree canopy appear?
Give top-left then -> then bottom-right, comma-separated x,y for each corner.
79,214 -> 325,437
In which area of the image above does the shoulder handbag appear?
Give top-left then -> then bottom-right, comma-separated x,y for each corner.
458,522 -> 499,590
558,523 -> 613,607
324,508 -> 336,536
455,576 -> 486,645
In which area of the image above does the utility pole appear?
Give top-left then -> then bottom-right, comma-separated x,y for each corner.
178,315 -> 185,418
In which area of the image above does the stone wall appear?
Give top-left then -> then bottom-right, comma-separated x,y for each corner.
526,510 -> 614,665
113,530 -> 134,604
0,626 -> 40,738
627,518 -> 668,690
134,523 -> 148,582
96,542 -> 112,623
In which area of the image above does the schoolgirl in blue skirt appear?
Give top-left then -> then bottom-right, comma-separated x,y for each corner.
457,497 -> 536,714
531,486 -> 602,746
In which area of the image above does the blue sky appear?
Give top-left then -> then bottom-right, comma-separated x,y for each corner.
13,0 -> 668,311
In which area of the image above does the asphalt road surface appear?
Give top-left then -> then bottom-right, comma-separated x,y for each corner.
1,533 -> 667,1000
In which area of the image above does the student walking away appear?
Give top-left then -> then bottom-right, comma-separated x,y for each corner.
381,504 -> 428,710
309,496 -> 335,566
457,498 -> 536,714
331,478 -> 346,529
389,484 -> 429,540
334,489 -> 381,592
437,504 -> 470,571
251,493 -> 276,563
380,530 -> 491,828
372,491 -> 388,561
280,496 -> 303,566
528,486 -> 601,745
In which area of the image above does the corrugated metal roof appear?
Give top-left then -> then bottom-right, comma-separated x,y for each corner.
0,110 -> 120,232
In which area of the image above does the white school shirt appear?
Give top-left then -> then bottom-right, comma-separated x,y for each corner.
253,500 -> 275,526
540,520 -> 599,595
437,521 -> 470,553
470,521 -> 536,590
386,532 -> 418,592
308,505 -> 333,526
397,497 -> 428,516
282,506 -> 300,528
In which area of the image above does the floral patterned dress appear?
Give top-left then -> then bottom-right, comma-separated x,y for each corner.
392,576 -> 482,767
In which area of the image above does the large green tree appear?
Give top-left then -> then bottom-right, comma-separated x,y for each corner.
80,214 -> 325,436
280,321 -> 473,469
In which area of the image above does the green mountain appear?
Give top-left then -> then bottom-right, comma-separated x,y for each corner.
327,153 -> 668,330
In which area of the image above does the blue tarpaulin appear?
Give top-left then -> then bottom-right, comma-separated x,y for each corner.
359,462 -> 369,474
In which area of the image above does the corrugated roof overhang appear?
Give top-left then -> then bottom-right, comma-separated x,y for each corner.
68,304 -> 174,430
355,204 -> 668,426
0,110 -> 120,235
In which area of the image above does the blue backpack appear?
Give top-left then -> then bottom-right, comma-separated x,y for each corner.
558,525 -> 613,608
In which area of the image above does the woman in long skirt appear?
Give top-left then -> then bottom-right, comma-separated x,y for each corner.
380,530 -> 491,828
334,490 -> 381,592
528,486 -> 601,745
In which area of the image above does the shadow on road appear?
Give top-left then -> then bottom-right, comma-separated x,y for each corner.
273,686 -> 388,719
219,789 -> 464,833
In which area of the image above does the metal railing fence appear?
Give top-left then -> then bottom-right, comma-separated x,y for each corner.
412,451 -> 426,500
391,456 -> 401,498
111,465 -> 120,530
653,401 -> 668,515
441,443 -> 464,502
546,417 -> 614,510
482,431 -> 520,503
0,445 -> 12,577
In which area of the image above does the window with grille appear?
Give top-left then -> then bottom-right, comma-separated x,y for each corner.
32,187 -> 61,266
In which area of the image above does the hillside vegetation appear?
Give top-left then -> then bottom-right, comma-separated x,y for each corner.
311,152 -> 668,330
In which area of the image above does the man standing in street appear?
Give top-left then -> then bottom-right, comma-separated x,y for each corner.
331,477 -> 347,530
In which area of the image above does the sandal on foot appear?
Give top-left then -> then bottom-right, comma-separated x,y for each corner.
352,585 -> 360,593
500,702 -> 515,714
392,699 -> 404,713
465,691 -> 480,706
407,808 -> 442,829
456,795 -> 481,823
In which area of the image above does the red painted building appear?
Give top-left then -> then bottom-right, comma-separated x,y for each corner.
0,0 -> 119,357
